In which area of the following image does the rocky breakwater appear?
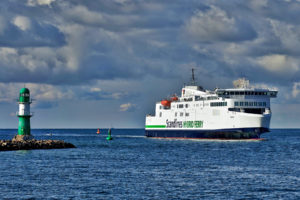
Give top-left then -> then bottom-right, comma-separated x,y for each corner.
0,135 -> 76,151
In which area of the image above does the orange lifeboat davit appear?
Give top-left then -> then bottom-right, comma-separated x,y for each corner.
161,100 -> 171,107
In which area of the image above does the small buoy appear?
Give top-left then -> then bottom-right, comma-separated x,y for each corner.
106,128 -> 113,140
97,128 -> 100,134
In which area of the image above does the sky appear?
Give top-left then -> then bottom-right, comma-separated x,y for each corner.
0,0 -> 299,128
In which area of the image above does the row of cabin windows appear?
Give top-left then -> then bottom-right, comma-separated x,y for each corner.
177,104 -> 188,108
175,112 -> 189,117
210,102 -> 227,107
218,91 -> 276,96
234,101 -> 267,107
195,96 -> 218,101
159,112 -> 190,117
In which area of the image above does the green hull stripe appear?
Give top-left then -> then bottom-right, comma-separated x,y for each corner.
145,125 -> 166,128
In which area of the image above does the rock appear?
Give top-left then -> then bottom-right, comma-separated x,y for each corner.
0,139 -> 76,151
12,135 -> 34,142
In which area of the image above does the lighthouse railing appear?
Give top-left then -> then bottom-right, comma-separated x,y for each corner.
16,111 -> 34,116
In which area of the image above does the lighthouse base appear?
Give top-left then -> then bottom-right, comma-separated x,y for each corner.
12,135 -> 34,142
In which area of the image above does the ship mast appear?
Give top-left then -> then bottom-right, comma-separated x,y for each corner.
191,68 -> 196,86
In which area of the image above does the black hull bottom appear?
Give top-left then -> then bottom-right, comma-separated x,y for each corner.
145,128 -> 269,139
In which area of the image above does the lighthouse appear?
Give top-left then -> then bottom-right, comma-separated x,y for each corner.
16,88 -> 33,141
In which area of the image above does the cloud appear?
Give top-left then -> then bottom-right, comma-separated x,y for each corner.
90,87 -> 102,92
27,0 -> 56,7
0,16 -> 65,47
64,5 -> 105,26
184,6 -> 257,42
120,103 -> 136,112
257,54 -> 299,74
0,83 -> 73,108
13,16 -> 31,31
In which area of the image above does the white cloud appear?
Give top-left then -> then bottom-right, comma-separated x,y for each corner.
27,0 -> 56,7
0,83 -> 73,103
90,87 -> 102,92
269,19 -> 300,54
13,16 -> 31,31
184,6 -> 256,42
27,84 -> 73,101
249,0 -> 268,10
65,5 -> 104,26
0,47 -> 61,73
120,103 -> 136,112
257,54 -> 299,74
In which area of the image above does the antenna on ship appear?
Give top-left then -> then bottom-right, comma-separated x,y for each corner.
191,68 -> 196,86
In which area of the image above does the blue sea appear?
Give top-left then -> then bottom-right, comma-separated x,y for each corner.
0,129 -> 300,200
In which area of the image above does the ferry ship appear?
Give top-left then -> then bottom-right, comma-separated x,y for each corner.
145,71 -> 278,139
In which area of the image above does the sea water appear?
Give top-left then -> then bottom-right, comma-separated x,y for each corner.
0,129 -> 299,199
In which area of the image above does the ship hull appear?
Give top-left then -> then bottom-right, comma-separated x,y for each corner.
145,127 -> 269,139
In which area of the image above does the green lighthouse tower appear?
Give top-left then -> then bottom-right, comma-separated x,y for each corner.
16,88 -> 33,140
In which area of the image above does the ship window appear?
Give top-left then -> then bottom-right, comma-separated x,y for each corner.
230,91 -> 234,95
178,104 -> 184,108
234,102 -> 238,106
175,112 -> 177,117
185,104 -> 188,108
210,102 -> 227,107
180,112 -> 183,117
240,102 -> 244,106
245,102 -> 249,106
159,112 -> 162,117
160,106 -> 162,109
254,92 -> 258,95
249,102 -> 253,106
263,102 -> 266,107
229,108 -> 240,112
258,102 -> 262,106
195,96 -> 201,101
185,113 -> 189,116
240,91 -> 245,95
254,102 -> 258,106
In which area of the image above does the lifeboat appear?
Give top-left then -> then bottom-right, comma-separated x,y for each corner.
161,100 -> 171,107
170,96 -> 178,101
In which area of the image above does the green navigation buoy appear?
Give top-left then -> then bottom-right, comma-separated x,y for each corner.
106,128 -> 113,140
16,88 -> 33,141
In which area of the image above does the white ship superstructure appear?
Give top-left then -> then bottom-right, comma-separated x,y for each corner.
145,77 -> 278,139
